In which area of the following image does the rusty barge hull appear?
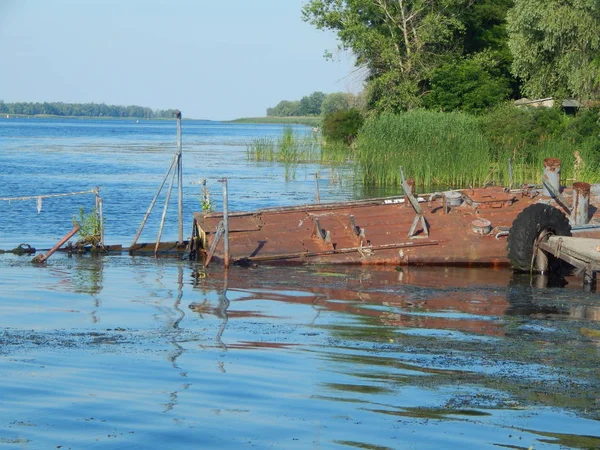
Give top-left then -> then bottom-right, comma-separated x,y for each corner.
190,185 -> 600,266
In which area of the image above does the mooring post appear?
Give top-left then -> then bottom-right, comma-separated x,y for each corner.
542,158 -> 561,197
314,172 -> 320,204
571,182 -> 591,225
176,110 -> 184,246
219,178 -> 230,268
507,157 -> 513,189
94,186 -> 104,246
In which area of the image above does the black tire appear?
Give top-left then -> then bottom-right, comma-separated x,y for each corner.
507,203 -> 571,272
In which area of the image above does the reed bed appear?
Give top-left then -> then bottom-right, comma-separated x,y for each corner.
246,126 -> 321,163
355,110 -> 600,189
356,111 -> 493,188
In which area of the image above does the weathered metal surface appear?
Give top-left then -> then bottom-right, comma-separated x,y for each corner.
571,182 -> 591,225
128,241 -> 188,256
191,185 -> 600,267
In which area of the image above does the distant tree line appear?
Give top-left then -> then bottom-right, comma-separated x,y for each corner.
267,91 -> 363,117
0,101 -> 178,118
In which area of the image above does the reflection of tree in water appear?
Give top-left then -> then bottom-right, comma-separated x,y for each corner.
70,256 -> 104,323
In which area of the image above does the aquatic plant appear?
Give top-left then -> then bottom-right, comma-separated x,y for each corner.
355,110 -> 493,188
246,126 -> 321,163
199,178 -> 214,212
72,206 -> 103,246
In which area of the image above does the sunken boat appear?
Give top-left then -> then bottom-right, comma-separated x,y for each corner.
190,158 -> 600,269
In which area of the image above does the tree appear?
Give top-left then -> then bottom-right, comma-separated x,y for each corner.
298,91 -> 327,115
507,0 -> 600,100
302,0 -> 472,112
321,92 -> 352,115
424,54 -> 511,114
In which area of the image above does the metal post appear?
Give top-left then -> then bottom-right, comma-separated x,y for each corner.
314,172 -> 320,204
131,154 -> 177,247
32,225 -> 80,263
507,157 -> 513,189
571,182 -> 591,225
176,111 -> 183,246
94,186 -> 104,246
219,178 -> 230,267
542,158 -> 561,197
155,159 -> 178,256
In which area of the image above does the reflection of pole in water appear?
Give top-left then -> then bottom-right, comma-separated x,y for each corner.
215,270 -> 230,352
164,265 -> 190,413
168,265 -> 186,369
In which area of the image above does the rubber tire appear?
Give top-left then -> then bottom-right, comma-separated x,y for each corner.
507,203 -> 571,272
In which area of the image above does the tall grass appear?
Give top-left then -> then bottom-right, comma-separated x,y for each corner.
246,126 -> 321,163
356,111 -> 493,188
355,109 -> 600,189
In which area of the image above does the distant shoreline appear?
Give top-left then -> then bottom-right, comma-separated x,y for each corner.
1,114 -> 179,121
230,116 -> 320,126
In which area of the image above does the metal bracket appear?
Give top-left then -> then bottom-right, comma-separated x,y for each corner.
313,217 -> 331,243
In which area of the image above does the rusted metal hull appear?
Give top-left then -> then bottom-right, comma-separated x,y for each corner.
190,186 -> 600,266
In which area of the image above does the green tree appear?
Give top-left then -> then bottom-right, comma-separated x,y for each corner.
302,0 -> 472,112
321,92 -> 352,115
424,53 -> 511,114
298,91 -> 326,115
506,0 -> 600,100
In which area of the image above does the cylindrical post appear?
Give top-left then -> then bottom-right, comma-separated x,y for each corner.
571,182 -> 591,225
542,158 -> 561,197
404,179 -> 415,208
32,225 -> 80,263
176,111 -> 183,246
98,197 -> 104,246
507,157 -> 513,189
219,179 -> 230,268
314,172 -> 320,204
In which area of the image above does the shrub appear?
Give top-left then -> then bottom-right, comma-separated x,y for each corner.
322,109 -> 364,144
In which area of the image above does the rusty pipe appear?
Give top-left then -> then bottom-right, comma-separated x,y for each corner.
32,225 -> 80,263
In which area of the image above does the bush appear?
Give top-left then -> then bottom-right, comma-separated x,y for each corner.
322,109 -> 364,144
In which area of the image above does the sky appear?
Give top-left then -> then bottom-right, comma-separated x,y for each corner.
0,0 -> 361,120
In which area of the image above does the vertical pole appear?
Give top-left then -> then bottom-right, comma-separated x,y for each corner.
542,158 -> 561,197
571,182 -> 591,225
176,111 -> 183,246
98,197 -> 104,246
507,157 -> 513,189
314,172 -> 320,204
219,178 -> 230,268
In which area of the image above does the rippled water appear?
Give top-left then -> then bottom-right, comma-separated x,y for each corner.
0,118 -> 599,449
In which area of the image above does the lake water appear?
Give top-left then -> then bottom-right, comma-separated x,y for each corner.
0,117 -> 599,449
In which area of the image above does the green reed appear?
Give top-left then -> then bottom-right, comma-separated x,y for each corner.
246,126 -> 320,163
356,111 -> 493,188
355,110 -> 600,189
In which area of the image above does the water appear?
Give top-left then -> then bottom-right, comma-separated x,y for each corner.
0,118 -> 599,449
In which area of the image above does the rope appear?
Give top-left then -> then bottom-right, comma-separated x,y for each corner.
0,189 -> 97,202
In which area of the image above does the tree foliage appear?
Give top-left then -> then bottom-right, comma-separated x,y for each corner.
303,0 -> 474,111
0,101 -> 177,118
506,0 -> 600,100
424,53 -> 511,114
322,108 -> 364,144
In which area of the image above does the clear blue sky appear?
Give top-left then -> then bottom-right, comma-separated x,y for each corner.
0,0 -> 360,120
